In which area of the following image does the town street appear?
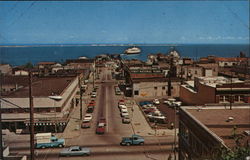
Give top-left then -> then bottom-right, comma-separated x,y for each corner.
4,67 -> 175,160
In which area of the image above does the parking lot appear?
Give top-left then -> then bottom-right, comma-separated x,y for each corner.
135,98 -> 180,129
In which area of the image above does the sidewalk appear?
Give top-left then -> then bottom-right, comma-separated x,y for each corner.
126,98 -> 176,137
59,104 -> 82,139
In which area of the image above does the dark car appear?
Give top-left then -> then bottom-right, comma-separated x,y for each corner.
86,106 -> 94,113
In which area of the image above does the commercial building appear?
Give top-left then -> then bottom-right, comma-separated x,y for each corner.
123,64 -> 180,97
1,75 -> 79,133
179,106 -> 250,160
180,76 -> 250,105
66,58 -> 94,69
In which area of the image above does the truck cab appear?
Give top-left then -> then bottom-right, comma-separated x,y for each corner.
120,134 -> 144,146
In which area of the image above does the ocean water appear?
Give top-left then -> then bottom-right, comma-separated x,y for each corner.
0,44 -> 249,66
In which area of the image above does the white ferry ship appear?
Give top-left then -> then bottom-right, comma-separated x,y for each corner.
124,46 -> 141,54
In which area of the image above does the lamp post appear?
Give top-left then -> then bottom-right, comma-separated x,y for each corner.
48,96 -> 62,133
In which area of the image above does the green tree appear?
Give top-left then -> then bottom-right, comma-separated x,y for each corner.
24,62 -> 33,69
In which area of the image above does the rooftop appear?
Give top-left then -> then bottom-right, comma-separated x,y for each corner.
66,59 -> 94,64
185,106 -> 250,148
196,76 -> 243,88
132,77 -> 180,83
3,76 -> 76,98
37,62 -> 56,65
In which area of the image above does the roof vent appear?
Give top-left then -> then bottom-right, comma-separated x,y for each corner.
227,116 -> 234,122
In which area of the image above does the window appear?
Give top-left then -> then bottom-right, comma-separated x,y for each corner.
195,70 -> 197,74
162,86 -> 165,90
234,95 -> 239,102
225,96 -> 229,102
134,90 -> 139,95
240,95 -> 244,102
154,87 -> 157,90
219,96 -> 224,102
224,63 -> 228,66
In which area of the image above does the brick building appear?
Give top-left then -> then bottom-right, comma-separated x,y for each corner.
179,106 -> 250,160
180,76 -> 250,105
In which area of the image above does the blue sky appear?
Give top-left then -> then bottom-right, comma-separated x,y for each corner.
0,1 -> 249,44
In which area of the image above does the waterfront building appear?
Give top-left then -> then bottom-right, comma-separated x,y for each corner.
66,58 -> 94,70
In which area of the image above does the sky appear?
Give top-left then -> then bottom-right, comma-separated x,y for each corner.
0,1 -> 249,45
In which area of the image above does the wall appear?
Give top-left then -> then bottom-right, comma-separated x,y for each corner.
133,81 -> 180,98
180,82 -> 216,105
179,108 -> 223,160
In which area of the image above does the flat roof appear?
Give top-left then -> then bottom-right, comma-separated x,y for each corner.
3,76 -> 76,98
185,107 -> 250,148
132,77 -> 180,83
197,76 -> 243,88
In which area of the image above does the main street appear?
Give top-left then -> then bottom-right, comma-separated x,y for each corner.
5,67 -> 175,160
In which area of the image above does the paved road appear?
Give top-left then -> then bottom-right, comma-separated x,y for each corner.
5,67 -> 176,160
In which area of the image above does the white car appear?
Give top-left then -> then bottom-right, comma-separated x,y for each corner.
83,114 -> 93,122
153,99 -> 160,105
91,93 -> 96,98
120,108 -> 129,117
119,104 -> 127,110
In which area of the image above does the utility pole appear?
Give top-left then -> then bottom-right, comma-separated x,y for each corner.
29,72 -> 35,160
230,72 -> 233,110
93,60 -> 95,88
173,105 -> 177,160
168,56 -> 173,96
0,71 -> 3,160
78,77 -> 83,120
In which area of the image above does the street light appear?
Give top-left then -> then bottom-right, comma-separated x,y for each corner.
48,96 -> 62,133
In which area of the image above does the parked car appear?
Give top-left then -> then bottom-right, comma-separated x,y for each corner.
86,106 -> 94,113
59,146 -> 90,157
143,108 -> 158,114
122,116 -> 131,124
119,104 -> 127,110
91,93 -> 96,98
139,101 -> 152,106
81,121 -> 91,128
83,114 -> 92,122
153,99 -> 160,105
120,108 -> 129,117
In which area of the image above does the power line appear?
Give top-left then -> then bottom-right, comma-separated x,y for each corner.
8,2 -> 36,27
224,4 -> 250,30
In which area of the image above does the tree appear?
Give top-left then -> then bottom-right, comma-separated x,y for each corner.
24,62 -> 33,69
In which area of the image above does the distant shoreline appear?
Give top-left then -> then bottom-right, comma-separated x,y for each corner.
0,43 -> 249,48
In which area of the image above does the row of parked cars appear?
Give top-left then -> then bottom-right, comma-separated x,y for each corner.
118,99 -> 131,124
81,86 -> 98,129
81,86 -> 107,134
139,100 -> 167,124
